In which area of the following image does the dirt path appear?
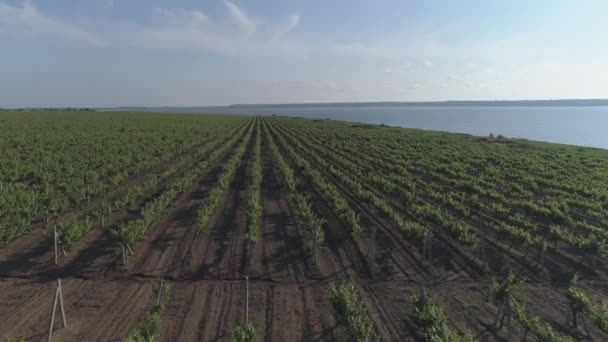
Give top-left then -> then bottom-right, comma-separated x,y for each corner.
0,278 -> 155,341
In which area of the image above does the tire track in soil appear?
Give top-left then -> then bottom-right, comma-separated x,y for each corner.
126,149 -> 236,279
250,133 -> 310,282
0,278 -> 154,341
157,130 -> 254,340
195,133 -> 254,281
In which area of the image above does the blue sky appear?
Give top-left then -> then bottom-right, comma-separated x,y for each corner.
0,0 -> 607,107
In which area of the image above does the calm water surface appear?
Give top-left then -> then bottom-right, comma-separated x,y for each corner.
179,106 -> 608,149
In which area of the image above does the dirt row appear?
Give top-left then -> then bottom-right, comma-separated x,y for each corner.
267,119 -> 608,341
0,123 -> 248,278
1,118 -> 606,341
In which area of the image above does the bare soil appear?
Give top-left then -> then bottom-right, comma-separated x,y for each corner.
1,127 -> 607,341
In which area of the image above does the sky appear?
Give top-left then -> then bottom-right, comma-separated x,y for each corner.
0,0 -> 607,107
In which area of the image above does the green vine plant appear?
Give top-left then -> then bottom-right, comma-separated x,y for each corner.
490,272 -> 572,342
410,290 -> 473,342
124,280 -> 171,342
566,274 -> 608,334
230,321 -> 256,342
328,281 -> 373,342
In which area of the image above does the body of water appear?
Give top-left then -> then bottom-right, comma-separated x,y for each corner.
151,106 -> 608,149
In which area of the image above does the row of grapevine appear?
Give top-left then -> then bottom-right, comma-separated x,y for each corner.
261,119 -> 324,254
328,282 -> 373,342
0,112 -> 248,244
265,120 -> 362,234
490,273 -> 571,341
326,121 -> 608,256
196,120 -> 255,234
124,280 -> 171,341
270,119 -> 430,241
566,275 -> 608,334
114,118 -> 255,250
57,121 -> 250,249
246,118 -> 262,242
273,118 -> 603,262
410,291 -> 472,342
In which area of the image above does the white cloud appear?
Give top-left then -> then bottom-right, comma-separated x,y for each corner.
423,59 -> 433,68
273,13 -> 299,39
0,1 -> 102,46
153,7 -> 211,27
223,1 -> 256,36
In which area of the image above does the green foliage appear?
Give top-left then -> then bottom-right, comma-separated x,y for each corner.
3,336 -> 26,342
264,120 -> 325,253
230,321 -> 256,342
246,118 -> 263,242
124,281 -> 171,342
57,217 -> 92,248
511,300 -> 572,342
196,122 -> 254,234
489,272 -> 571,342
292,193 -> 325,247
410,291 -> 472,342
264,114 -> 608,265
0,111 -> 247,244
490,271 -> 520,312
328,282 -> 373,342
567,274 -> 608,334
268,123 -> 362,234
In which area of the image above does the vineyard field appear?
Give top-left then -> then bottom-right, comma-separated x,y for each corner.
1,111 -> 608,341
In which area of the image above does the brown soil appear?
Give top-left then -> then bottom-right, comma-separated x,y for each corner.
1,122 -> 607,341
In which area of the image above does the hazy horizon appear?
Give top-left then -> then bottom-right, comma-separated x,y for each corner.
1,0 -> 607,107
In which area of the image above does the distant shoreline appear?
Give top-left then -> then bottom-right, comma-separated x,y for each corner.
100,99 -> 608,111
226,99 -> 608,108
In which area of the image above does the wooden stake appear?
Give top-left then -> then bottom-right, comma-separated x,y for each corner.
478,238 -> 486,263
58,279 -> 67,328
370,226 -> 377,279
122,244 -> 126,265
313,229 -> 319,267
245,276 -> 249,323
48,278 -> 67,342
54,226 -> 58,265
157,279 -> 164,305
48,287 -> 59,342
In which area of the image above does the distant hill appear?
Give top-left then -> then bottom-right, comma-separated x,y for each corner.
228,99 -> 608,108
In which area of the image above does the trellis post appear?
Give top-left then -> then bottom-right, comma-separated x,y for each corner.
54,226 -> 59,265
245,276 -> 249,323
48,278 -> 67,342
370,225 -> 377,279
